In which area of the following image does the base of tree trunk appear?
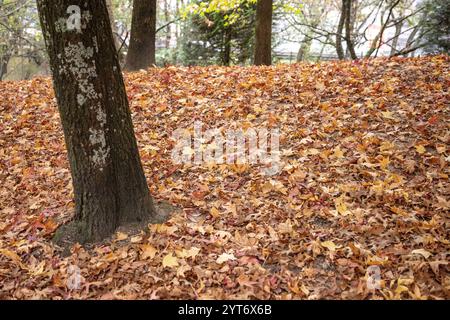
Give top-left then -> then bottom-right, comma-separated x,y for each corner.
53,201 -> 175,254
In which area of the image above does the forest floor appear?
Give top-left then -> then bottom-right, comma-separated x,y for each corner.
0,55 -> 449,300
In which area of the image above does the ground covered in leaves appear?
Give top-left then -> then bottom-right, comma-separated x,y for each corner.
0,56 -> 449,299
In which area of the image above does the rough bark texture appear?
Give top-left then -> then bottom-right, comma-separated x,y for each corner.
336,0 -> 346,60
254,0 -> 273,66
0,52 -> 9,80
125,0 -> 157,71
344,0 -> 357,60
223,27 -> 232,66
37,0 -> 157,243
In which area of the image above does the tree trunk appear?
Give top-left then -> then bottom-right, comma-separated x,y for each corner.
336,0 -> 346,60
0,51 -> 9,80
223,27 -> 232,66
390,21 -> 402,56
164,0 -> 172,49
37,0 -> 157,243
296,39 -> 311,62
344,0 -> 358,60
106,0 -> 121,51
125,0 -> 157,71
254,0 -> 273,66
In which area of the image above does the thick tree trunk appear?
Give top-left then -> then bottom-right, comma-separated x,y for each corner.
125,0 -> 157,71
344,0 -> 358,60
336,0 -> 346,60
254,0 -> 273,66
37,0 -> 157,243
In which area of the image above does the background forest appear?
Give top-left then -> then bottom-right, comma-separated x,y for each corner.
0,0 -> 449,80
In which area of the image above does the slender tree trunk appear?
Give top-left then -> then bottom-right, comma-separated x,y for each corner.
344,0 -> 357,60
164,0 -> 172,49
106,0 -> 119,50
297,26 -> 317,62
254,0 -> 273,66
390,21 -> 402,56
317,35 -> 329,61
223,27 -> 232,66
403,12 -> 427,56
37,0 -> 157,243
336,0 -> 346,59
0,51 -> 9,80
296,39 -> 310,62
125,0 -> 157,71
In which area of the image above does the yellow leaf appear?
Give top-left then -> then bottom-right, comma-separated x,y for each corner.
380,156 -> 390,170
0,249 -> 27,269
411,249 -> 432,259
115,232 -> 128,241
381,111 -> 395,120
335,196 -> 350,215
210,207 -> 221,218
321,241 -> 339,252
140,244 -> 157,260
415,145 -> 426,154
162,253 -> 179,268
333,146 -> 344,159
395,285 -> 409,295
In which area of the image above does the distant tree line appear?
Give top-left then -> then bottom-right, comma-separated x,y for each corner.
1,0 -> 449,80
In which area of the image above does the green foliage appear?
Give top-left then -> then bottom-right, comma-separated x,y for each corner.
422,0 -> 450,54
182,0 -> 257,26
180,0 -> 256,66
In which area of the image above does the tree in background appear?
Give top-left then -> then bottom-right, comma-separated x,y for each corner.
180,0 -> 256,66
254,0 -> 273,65
37,0 -> 159,243
125,0 -> 157,70
421,0 -> 450,54
0,0 -> 46,80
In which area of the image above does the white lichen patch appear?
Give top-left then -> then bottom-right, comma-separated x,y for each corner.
77,94 -> 86,106
89,128 -> 110,169
95,106 -> 107,126
59,39 -> 110,170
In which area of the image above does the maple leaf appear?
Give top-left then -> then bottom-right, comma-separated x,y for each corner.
140,244 -> 157,260
162,253 -> 179,268
321,241 -> 340,252
415,145 -> 426,154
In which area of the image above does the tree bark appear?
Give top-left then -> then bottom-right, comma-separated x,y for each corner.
390,20 -> 402,56
125,0 -> 157,71
344,0 -> 358,60
0,51 -> 9,80
254,0 -> 273,66
336,0 -> 346,59
37,0 -> 157,243
223,27 -> 232,66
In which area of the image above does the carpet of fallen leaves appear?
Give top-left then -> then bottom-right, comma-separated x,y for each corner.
0,56 -> 449,300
